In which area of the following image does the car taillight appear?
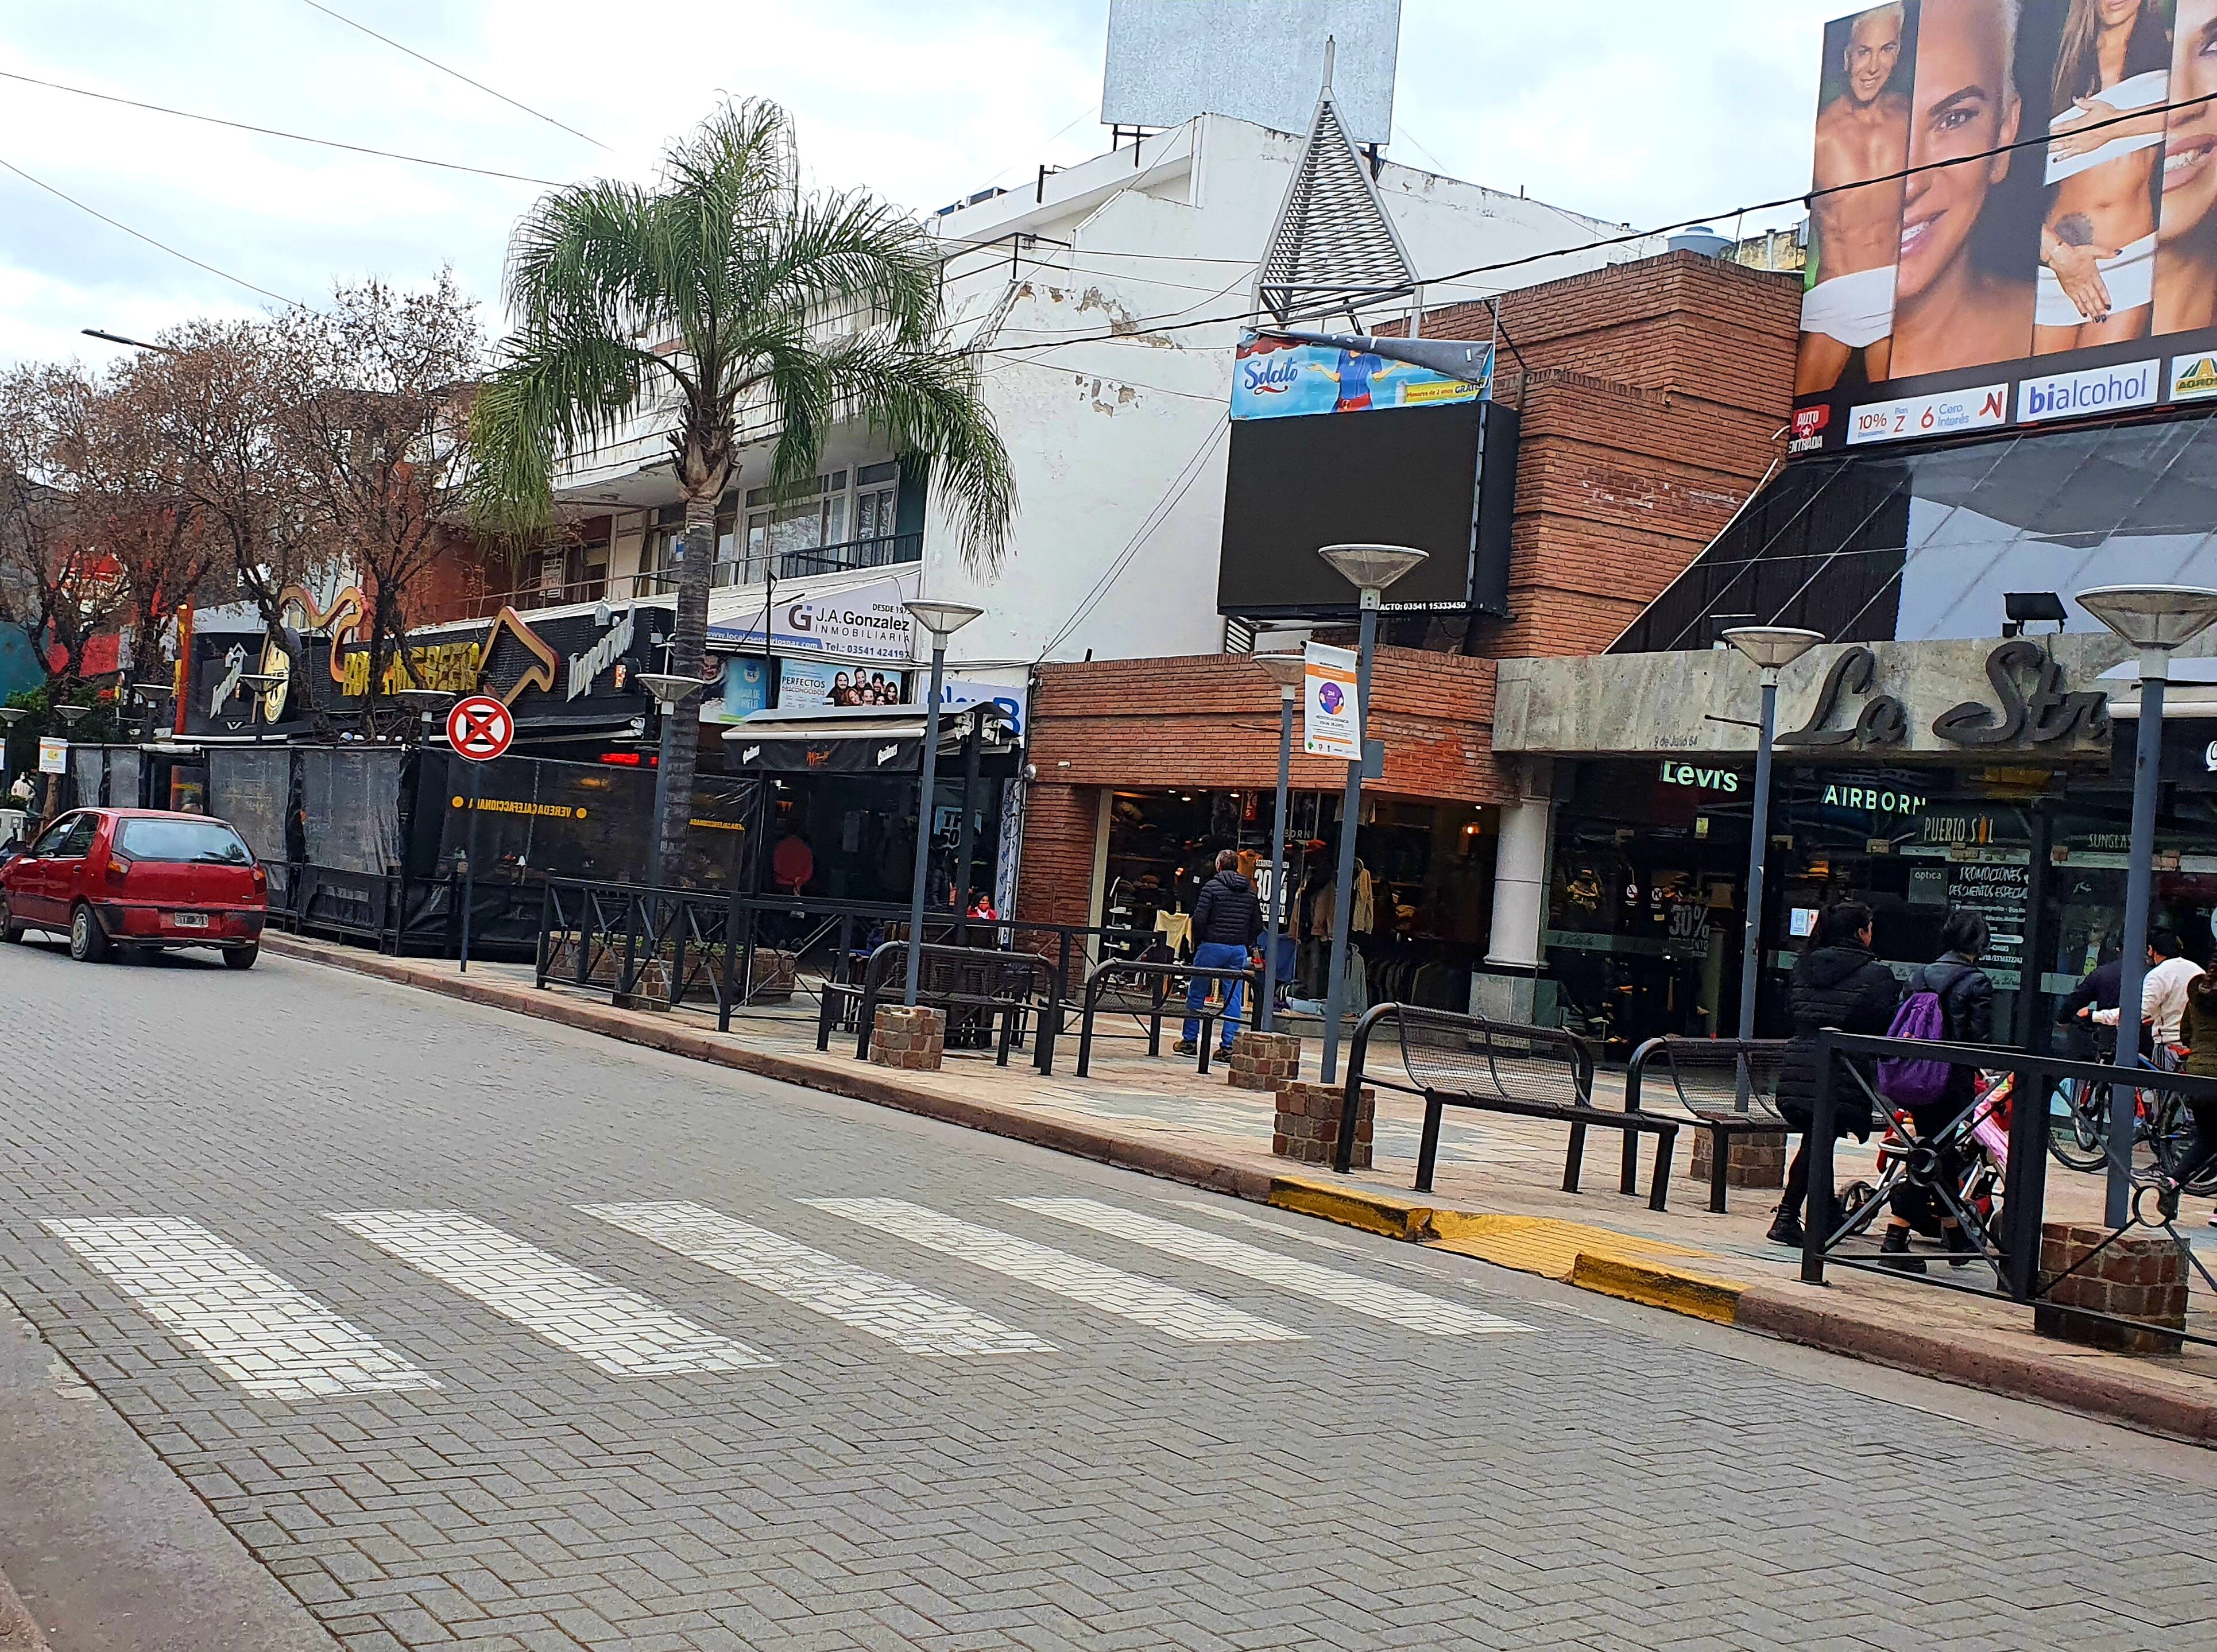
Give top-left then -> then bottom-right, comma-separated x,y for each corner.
105,856 -> 132,883
252,865 -> 267,890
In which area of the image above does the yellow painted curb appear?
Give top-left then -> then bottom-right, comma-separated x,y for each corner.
1566,1252 -> 1747,1324
1427,1215 -> 1704,1282
1266,1177 -> 1436,1241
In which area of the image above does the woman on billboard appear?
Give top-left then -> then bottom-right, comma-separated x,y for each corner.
2033,0 -> 2173,351
2155,0 -> 2217,331
1890,0 -> 2041,376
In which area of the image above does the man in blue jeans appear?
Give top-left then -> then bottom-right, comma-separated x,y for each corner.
1174,849 -> 1264,1058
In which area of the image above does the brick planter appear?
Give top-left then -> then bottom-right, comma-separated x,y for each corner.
1689,1128 -> 1787,1190
1273,1081 -> 1372,1169
2035,1224 -> 2188,1355
1226,1032 -> 1301,1092
869,1004 -> 946,1071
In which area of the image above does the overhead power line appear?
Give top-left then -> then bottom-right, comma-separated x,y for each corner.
0,152 -> 300,308
0,69 -> 566,187
964,88 -> 2217,366
295,0 -> 611,151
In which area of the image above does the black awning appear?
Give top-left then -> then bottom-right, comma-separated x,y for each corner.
722,702 -> 1013,776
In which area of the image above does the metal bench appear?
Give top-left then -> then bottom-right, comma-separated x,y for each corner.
1337,1004 -> 1682,1209
819,941 -> 1061,1074
1622,1038 -> 1791,1213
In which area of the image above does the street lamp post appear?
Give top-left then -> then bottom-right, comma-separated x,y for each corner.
1252,653 -> 1307,1034
2076,585 -> 2217,1225
1317,544 -> 1427,1085
1722,626 -> 1824,1103
900,601 -> 984,1007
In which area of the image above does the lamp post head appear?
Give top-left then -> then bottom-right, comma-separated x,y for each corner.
1318,544 -> 1427,608
635,672 -> 713,713
2076,585 -> 2217,657
1722,625 -> 1825,682
902,599 -> 984,646
53,703 -> 91,726
1251,652 -> 1306,698
0,707 -> 25,728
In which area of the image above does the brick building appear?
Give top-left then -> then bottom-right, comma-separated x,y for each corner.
1012,249 -> 1799,1017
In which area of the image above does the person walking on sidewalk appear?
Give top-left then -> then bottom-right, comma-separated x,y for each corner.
1769,901 -> 1901,1248
1879,910 -> 1995,1272
1174,849 -> 1263,1058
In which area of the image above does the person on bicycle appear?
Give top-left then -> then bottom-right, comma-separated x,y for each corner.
2092,929 -> 2202,1070
2174,969 -> 2217,1229
1881,910 -> 1994,1271
2055,947 -> 2120,1061
1770,900 -> 1900,1249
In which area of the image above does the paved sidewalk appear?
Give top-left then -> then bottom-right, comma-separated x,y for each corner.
264,934 -> 2217,1443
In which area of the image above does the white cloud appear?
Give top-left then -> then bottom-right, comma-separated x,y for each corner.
0,0 -> 1845,366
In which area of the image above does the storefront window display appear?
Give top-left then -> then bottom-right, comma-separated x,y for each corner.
1100,788 -> 1495,1012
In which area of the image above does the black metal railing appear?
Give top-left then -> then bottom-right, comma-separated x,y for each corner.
1622,1037 -> 1791,1213
1073,958 -> 1263,1078
1804,1028 -> 2217,1351
534,875 -> 1151,1037
263,860 -> 545,957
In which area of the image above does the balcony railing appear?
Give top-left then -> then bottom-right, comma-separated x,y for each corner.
417,534 -> 924,626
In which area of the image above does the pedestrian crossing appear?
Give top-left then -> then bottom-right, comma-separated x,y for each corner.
38,1190 -> 1531,1400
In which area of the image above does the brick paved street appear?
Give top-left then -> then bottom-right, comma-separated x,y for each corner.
3,941 -> 2216,1651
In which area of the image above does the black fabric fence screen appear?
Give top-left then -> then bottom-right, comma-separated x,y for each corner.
206,748 -> 293,862
302,748 -> 403,875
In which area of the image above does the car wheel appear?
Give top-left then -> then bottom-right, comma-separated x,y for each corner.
68,903 -> 110,964
223,943 -> 259,972
0,894 -> 21,945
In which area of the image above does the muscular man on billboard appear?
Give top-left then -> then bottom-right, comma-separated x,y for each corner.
1798,3 -> 1913,394
1890,0 -> 2036,378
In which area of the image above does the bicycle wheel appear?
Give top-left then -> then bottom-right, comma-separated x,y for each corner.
2149,1094 -> 2217,1194
2045,1078 -> 2110,1173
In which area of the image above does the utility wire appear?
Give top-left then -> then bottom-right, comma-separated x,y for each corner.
963,88 -> 2217,364
295,0 -> 610,151
0,68 -> 566,186
0,152 -> 300,307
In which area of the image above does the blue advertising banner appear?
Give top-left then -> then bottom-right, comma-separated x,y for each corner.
1230,331 -> 1489,421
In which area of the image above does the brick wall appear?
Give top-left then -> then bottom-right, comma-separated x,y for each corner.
1410,252 -> 1800,659
1016,251 -> 1795,923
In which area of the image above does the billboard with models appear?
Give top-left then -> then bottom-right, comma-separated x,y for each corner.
1792,0 -> 2217,453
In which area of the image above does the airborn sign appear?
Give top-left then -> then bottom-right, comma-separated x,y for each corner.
446,695 -> 514,762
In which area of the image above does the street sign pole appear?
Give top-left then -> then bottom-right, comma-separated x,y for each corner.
444,695 -> 514,976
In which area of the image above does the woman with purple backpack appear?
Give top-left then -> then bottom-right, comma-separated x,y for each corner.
1878,909 -> 1995,1272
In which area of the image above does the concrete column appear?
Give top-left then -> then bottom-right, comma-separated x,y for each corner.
1475,760 -> 1554,1022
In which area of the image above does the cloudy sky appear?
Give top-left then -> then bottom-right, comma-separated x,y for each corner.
0,0 -> 1844,368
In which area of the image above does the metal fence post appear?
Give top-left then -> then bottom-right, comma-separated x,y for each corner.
2002,1057 -> 2050,1302
1802,1030 -> 1838,1287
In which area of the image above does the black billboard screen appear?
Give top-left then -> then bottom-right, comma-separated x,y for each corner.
1217,399 -> 1512,617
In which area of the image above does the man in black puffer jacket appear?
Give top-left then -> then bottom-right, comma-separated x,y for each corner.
1770,900 -> 1901,1247
1177,850 -> 1264,1057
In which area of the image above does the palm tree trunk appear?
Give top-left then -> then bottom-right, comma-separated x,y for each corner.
653,493 -> 717,881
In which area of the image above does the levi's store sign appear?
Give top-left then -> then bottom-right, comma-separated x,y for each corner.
1658,761 -> 1741,794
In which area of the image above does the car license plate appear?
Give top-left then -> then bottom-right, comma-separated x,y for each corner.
171,911 -> 209,928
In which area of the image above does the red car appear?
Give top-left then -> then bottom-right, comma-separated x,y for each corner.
0,808 -> 267,968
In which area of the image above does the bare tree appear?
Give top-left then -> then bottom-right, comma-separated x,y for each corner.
76,359 -> 222,688
0,363 -> 131,690
148,318 -> 331,654
282,273 -> 482,723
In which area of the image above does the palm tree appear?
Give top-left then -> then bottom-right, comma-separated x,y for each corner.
471,98 -> 1015,880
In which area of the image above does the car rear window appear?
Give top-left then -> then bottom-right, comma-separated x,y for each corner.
115,818 -> 255,865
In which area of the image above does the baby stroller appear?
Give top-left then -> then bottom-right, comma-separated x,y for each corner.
1836,1069 -> 2013,1265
